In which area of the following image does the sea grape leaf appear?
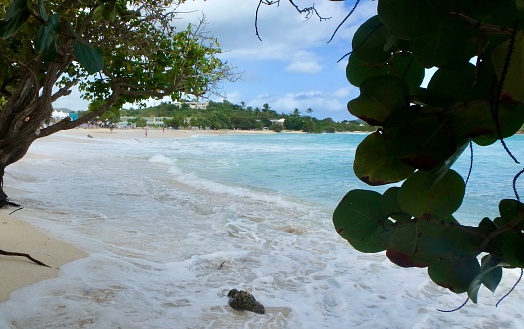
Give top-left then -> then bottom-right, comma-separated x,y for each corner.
478,217 -> 498,233
499,199 -> 524,230
490,231 -> 524,267
424,139 -> 469,191
346,54 -> 388,87
427,61 -> 476,102
381,187 -> 412,222
398,169 -> 465,219
410,87 -> 455,108
410,16 -> 478,68
353,131 -> 415,186
0,0 -> 29,39
458,0 -> 517,27
384,113 -> 457,170
448,102 -> 513,139
467,254 -> 503,303
472,135 -> 497,146
333,190 -> 388,253
352,15 -> 390,63
378,0 -> 453,40
388,53 -> 425,91
467,60 -> 498,101
492,32 -> 524,102
383,218 -> 481,268
428,257 -> 480,293
74,41 -> 104,74
347,75 -> 409,126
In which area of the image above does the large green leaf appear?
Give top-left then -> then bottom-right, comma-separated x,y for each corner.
458,0 -> 517,29
384,113 -> 458,170
74,41 -> 104,74
424,139 -> 469,191
353,131 -> 414,185
381,187 -> 412,222
388,53 -> 425,91
346,54 -> 388,87
398,169 -> 465,219
427,61 -> 476,102
0,0 -> 29,39
384,219 -> 481,268
410,16 -> 478,68
333,189 -> 388,253
35,13 -> 60,62
449,102 -> 515,139
492,32 -> 524,102
490,230 -> 524,267
347,75 -> 409,126
378,0 -> 453,40
352,15 -> 390,63
498,199 -> 524,230
428,257 -> 480,293
467,254 -> 503,303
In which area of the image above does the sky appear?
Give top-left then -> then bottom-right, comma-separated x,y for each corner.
53,0 -> 379,122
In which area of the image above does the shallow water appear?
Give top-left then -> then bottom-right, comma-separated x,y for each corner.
1,131 -> 524,328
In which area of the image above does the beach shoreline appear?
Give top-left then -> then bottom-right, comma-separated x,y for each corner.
0,201 -> 87,304
0,127 -> 280,305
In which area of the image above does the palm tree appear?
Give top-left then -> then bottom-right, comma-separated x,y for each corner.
263,103 -> 270,118
293,108 -> 300,117
306,108 -> 313,122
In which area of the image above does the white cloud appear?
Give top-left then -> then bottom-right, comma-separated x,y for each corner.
248,87 -> 358,121
285,61 -> 322,73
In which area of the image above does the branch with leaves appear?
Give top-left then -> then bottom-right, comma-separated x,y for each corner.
332,0 -> 524,306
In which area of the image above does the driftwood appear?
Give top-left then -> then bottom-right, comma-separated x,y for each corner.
0,248 -> 51,268
0,204 -> 51,268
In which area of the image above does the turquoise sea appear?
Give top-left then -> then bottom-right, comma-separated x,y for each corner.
1,131 -> 523,328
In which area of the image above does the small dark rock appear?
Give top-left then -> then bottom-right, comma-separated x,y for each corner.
227,289 -> 265,314
87,134 -> 94,138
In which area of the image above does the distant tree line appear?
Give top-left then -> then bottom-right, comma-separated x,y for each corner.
117,100 -> 375,133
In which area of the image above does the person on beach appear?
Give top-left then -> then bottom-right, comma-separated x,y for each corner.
145,128 -> 148,137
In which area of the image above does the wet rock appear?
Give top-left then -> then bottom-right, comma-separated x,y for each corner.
227,289 -> 265,314
87,134 -> 93,138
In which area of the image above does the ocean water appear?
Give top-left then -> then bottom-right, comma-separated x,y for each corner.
1,131 -> 524,328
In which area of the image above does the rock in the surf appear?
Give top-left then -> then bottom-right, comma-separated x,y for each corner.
227,289 -> 265,314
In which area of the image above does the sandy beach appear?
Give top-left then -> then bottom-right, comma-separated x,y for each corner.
62,126 -> 278,140
0,127 -> 272,304
0,199 -> 87,303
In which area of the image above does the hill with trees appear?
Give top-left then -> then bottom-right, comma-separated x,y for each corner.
116,100 -> 375,133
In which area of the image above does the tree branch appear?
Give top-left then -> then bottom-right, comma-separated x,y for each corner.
0,248 -> 51,268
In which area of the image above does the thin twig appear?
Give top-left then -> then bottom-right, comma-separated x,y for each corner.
328,0 -> 361,43
465,141 -> 474,186
438,297 -> 469,312
8,207 -> 23,215
496,268 -> 523,307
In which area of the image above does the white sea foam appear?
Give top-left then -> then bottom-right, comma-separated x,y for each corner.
1,133 -> 524,328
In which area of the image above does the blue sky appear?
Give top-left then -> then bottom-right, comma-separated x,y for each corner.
54,0 -> 378,121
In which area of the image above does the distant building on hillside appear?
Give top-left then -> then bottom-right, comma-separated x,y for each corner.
269,118 -> 285,126
119,116 -> 173,128
172,101 -> 208,110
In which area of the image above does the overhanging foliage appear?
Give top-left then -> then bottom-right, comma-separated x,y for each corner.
0,0 -> 235,205
334,0 -> 524,305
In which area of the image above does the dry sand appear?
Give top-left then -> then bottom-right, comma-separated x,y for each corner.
0,204 -> 87,303
0,127 -> 278,304
60,127 -> 278,140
